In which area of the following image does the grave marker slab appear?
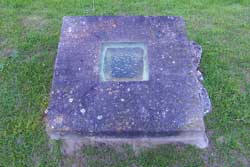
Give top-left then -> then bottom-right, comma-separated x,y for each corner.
46,16 -> 211,148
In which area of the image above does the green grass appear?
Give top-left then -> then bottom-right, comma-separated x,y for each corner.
0,0 -> 250,166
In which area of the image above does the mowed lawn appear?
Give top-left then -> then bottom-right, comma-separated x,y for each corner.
0,0 -> 250,166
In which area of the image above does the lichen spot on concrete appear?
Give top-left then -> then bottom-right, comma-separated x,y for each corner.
68,27 -> 72,33
54,115 -> 63,124
80,108 -> 86,114
68,98 -> 73,103
97,115 -> 103,120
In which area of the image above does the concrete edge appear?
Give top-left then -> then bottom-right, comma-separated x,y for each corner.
47,129 -> 209,152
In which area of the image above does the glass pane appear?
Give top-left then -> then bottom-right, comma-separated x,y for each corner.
100,42 -> 148,82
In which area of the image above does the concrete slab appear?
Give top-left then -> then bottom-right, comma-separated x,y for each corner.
46,16 -> 211,149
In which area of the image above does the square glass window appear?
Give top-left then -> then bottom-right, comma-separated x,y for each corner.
100,42 -> 149,82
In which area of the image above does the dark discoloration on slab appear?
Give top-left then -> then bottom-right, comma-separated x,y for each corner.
46,16 -> 211,147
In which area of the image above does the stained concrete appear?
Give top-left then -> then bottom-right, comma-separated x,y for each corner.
45,16 -> 211,149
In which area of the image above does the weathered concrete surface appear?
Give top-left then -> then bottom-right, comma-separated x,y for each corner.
45,16 -> 211,149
